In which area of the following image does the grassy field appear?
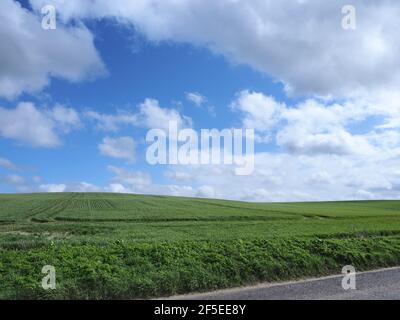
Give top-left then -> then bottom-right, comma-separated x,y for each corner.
1,193 -> 400,299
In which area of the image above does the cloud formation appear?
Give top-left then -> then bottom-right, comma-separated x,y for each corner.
3,1 -> 399,202
186,92 -> 206,107
39,184 -> 67,192
137,99 -> 192,131
86,98 -> 192,133
99,137 -> 136,162
29,0 -> 400,98
0,158 -> 17,170
0,102 -> 81,147
0,0 -> 106,99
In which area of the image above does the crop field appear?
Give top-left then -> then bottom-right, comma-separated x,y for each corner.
1,193 -> 400,299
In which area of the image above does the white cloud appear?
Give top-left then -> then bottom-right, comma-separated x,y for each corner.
28,0 -> 400,98
0,102 -> 59,147
99,137 -> 136,162
276,98 -> 377,156
11,0 -> 400,202
186,92 -> 206,107
164,170 -> 193,182
29,145 -> 400,201
106,182 -> 196,197
231,90 -> 283,141
49,105 -> 82,133
106,165 -> 197,197
108,183 -> 131,194
4,174 -> 24,185
231,91 -> 382,156
32,176 -> 42,183
277,127 -> 375,156
158,151 -> 400,202
39,184 -> 66,192
36,181 -> 101,193
197,185 -> 215,198
67,182 -> 101,192
0,0 -> 105,99
186,92 -> 216,116
108,166 -> 152,187
85,110 -> 137,132
0,102 -> 81,147
85,99 -> 191,132
0,158 -> 16,170
138,98 -> 192,131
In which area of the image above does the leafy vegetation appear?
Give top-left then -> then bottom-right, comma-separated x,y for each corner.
1,193 -> 400,299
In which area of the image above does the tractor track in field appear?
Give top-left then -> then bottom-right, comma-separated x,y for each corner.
26,193 -> 81,223
17,193 -> 400,226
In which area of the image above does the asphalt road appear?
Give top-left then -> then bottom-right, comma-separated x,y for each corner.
167,267 -> 400,300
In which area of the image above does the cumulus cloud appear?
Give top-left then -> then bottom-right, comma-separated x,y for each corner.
12,0 -> 400,201
32,176 -> 42,184
67,182 -> 101,192
108,183 -> 131,194
159,151 -> 400,202
186,92 -> 206,107
231,90 -> 283,141
138,98 -> 192,131
1,174 -> 34,192
0,158 -> 17,170
4,174 -> 25,185
85,111 -> 137,132
197,185 -> 216,198
0,0 -> 106,99
49,105 -> 82,133
108,166 -> 152,187
29,147 -> 400,200
39,184 -> 67,192
164,170 -> 193,182
37,181 -> 101,193
106,165 -> 197,197
106,165 -> 189,195
230,91 -> 386,156
85,98 -> 191,133
99,137 -> 136,162
150,89 -> 400,201
277,127 -> 375,156
0,102 -> 81,147
28,0 -> 400,98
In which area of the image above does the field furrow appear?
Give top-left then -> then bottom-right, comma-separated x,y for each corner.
1,193 -> 400,299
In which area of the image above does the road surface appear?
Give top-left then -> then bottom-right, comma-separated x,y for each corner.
167,267 -> 400,300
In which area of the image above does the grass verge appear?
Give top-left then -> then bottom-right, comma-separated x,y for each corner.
1,236 -> 400,299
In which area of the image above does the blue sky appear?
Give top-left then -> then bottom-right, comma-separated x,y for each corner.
1,0 -> 400,201
0,11 -> 284,190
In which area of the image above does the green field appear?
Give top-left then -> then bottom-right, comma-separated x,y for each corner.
1,193 -> 400,299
